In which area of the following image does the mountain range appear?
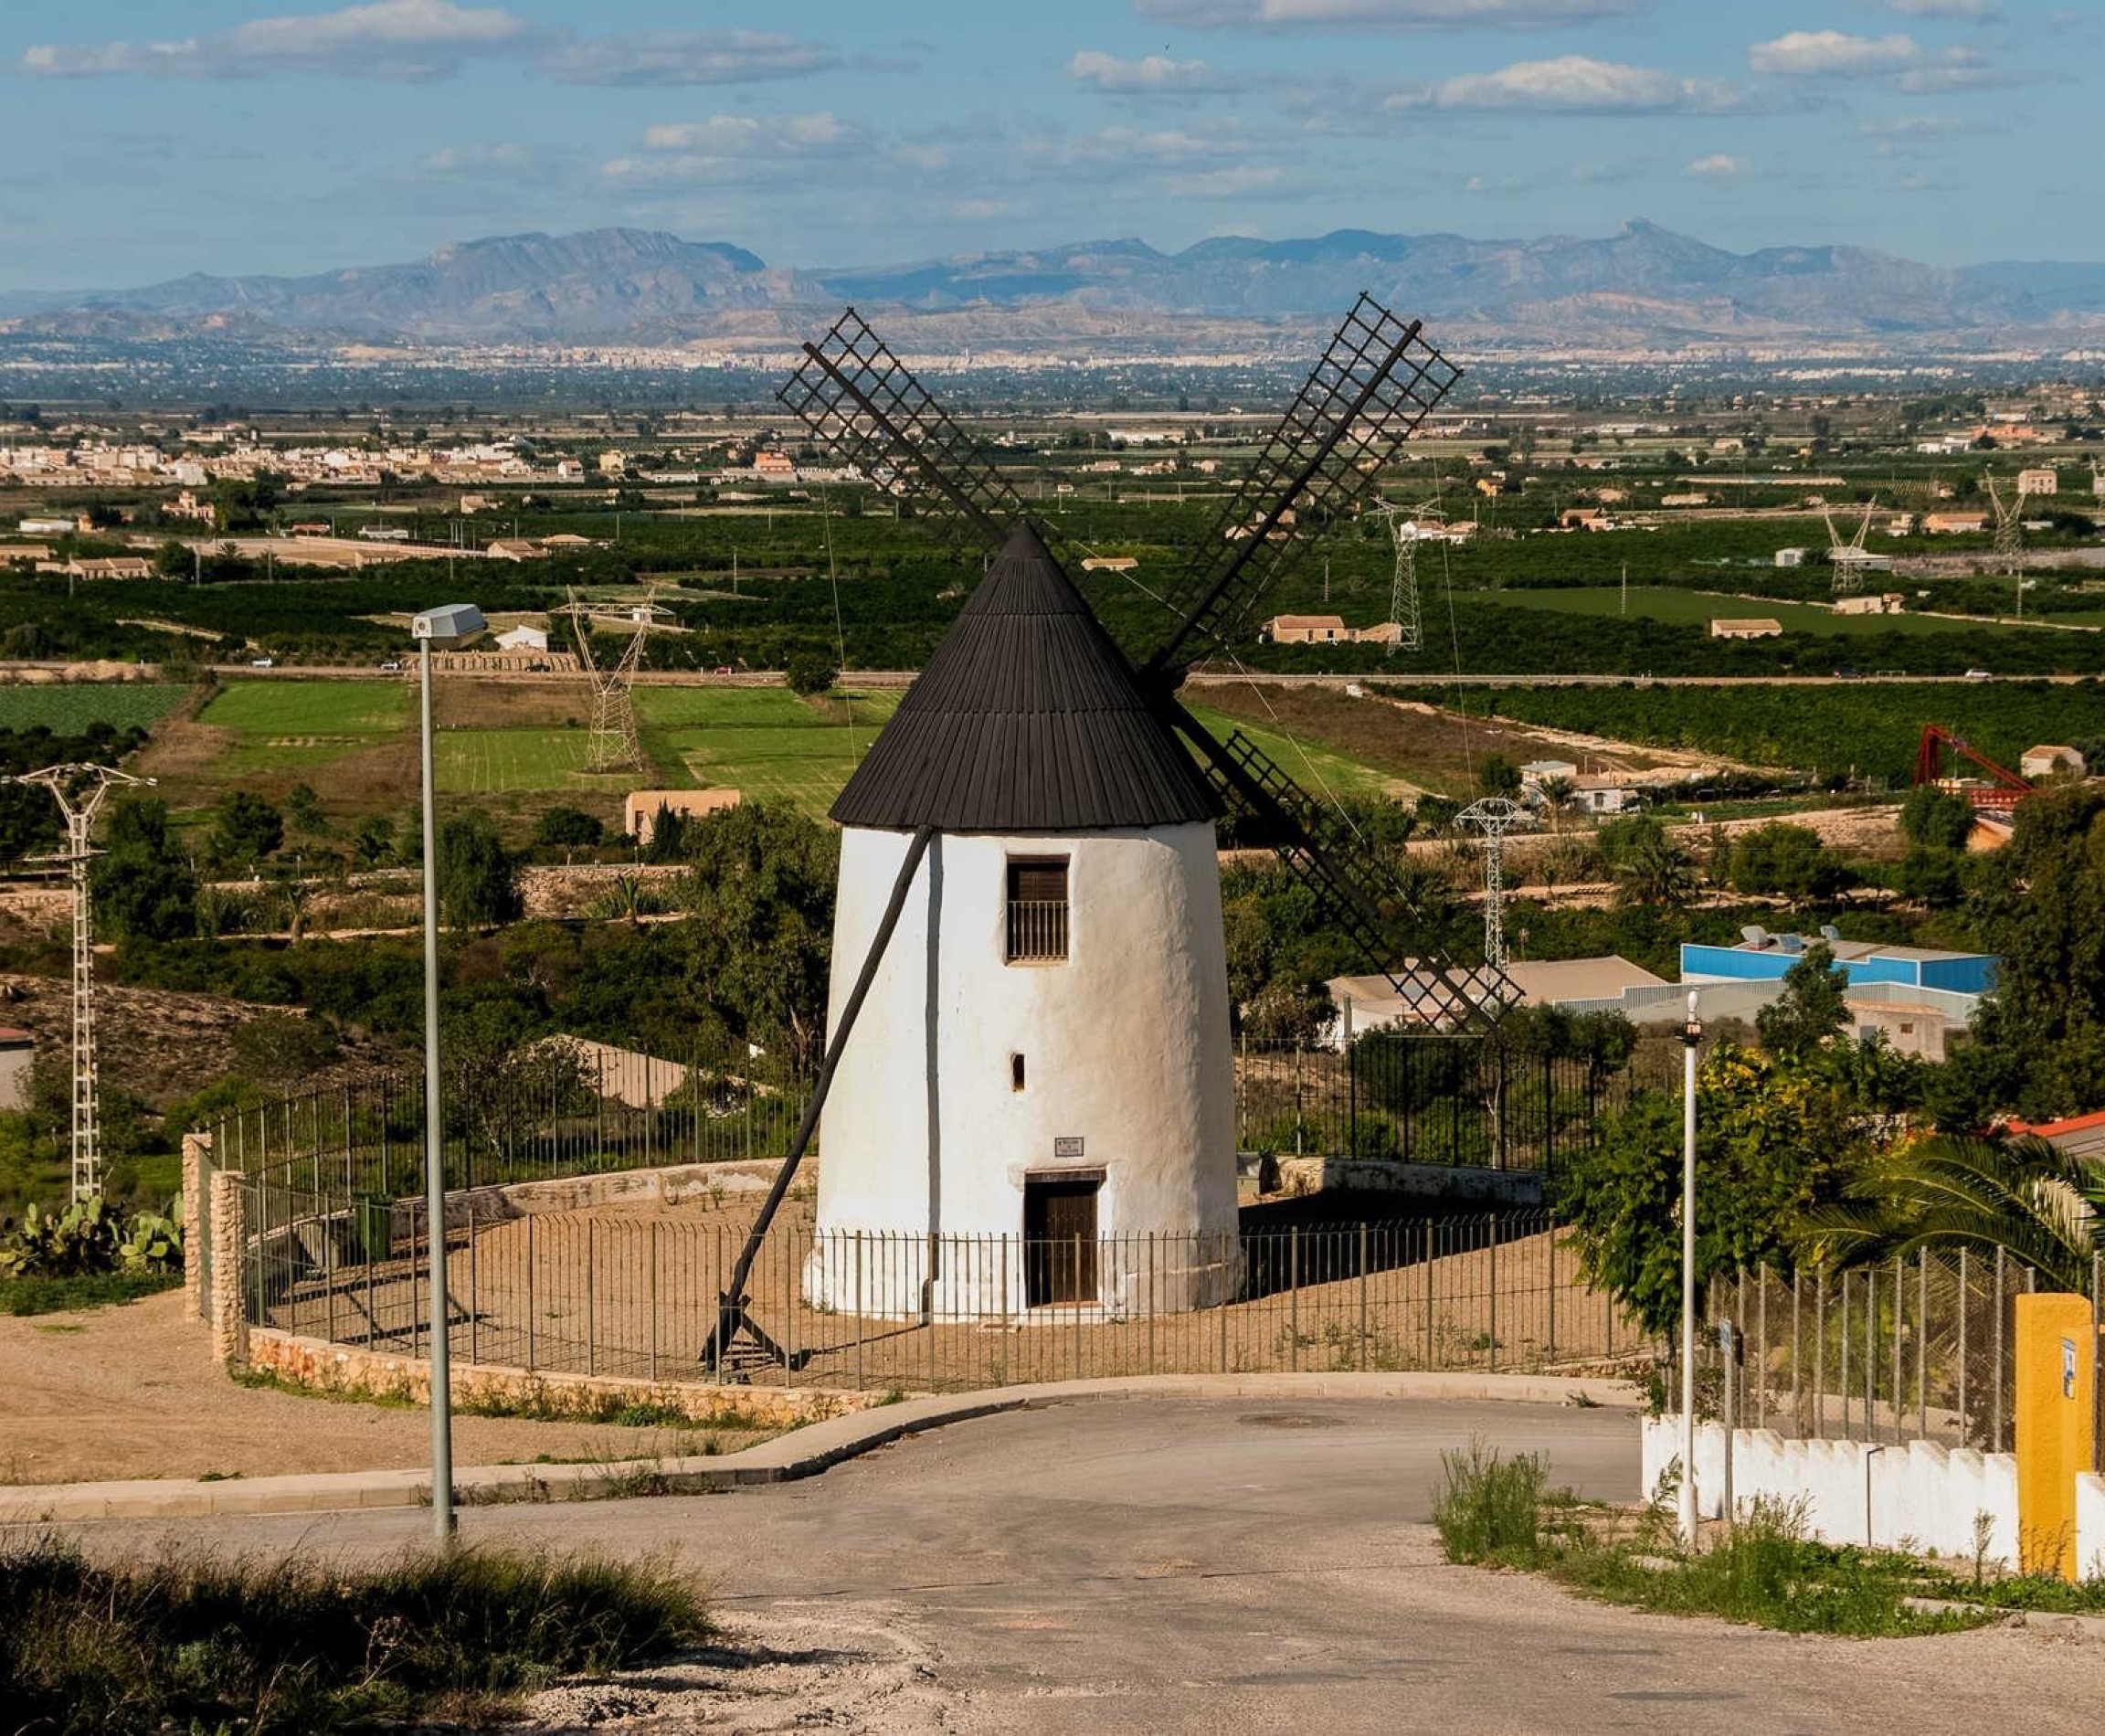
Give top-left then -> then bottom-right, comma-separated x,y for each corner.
7,221 -> 2105,355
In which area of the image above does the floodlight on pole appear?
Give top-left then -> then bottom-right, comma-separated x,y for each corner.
411,600 -> 482,1544
1679,988 -> 1703,1548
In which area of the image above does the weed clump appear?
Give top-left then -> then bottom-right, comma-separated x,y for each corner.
0,1537 -> 707,1734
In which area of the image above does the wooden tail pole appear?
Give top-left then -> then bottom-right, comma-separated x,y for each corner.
703,825 -> 936,1376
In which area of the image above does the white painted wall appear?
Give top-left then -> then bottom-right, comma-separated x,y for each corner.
1642,1417 -> 2019,1567
808,822 -> 1236,1318
2079,1475 -> 2105,1581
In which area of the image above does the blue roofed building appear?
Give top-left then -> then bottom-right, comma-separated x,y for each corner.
1680,927 -> 1998,999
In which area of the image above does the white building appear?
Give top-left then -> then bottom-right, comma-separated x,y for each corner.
2016,468 -> 2058,497
493,623 -> 549,652
807,524 -> 1237,1319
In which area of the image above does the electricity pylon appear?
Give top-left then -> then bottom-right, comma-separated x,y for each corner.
1986,477 -> 2024,607
565,588 -> 659,771
1823,498 -> 1877,596
1456,796 -> 1528,975
1371,501 -> 1439,653
5,764 -> 151,1200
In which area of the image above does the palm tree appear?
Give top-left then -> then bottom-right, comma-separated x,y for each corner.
1537,774 -> 1577,832
1805,1134 -> 2101,1293
278,876 -> 313,945
1612,832 -> 1698,908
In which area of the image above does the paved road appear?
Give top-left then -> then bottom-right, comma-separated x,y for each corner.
55,1397 -> 2105,1732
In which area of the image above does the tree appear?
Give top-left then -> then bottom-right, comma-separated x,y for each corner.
351,813 -> 396,868
90,798 -> 196,943
437,810 -> 522,930
1476,755 -> 1521,799
785,652 -> 839,697
1893,845 -> 1966,908
1900,785 -> 1974,852
680,802 -> 839,1074
210,791 -> 283,871
1728,822 -> 1852,902
1558,1042 -> 1876,1337
1536,775 -> 1576,831
287,783 -> 326,834
1805,1134 -> 2100,1294
1608,827 -> 1697,908
1755,942 -> 1850,1060
534,806 -> 604,851
230,1010 -> 340,1085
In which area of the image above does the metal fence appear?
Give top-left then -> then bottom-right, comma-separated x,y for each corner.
1698,1252 -> 2105,1456
210,1033 -> 1629,1204
234,1188 -> 1650,1394
1237,1032 -> 1626,1174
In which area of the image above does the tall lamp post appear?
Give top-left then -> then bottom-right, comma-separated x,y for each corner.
1679,988 -> 1703,1548
411,603 -> 484,1543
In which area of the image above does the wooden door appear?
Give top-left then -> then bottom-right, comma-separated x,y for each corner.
1024,1176 -> 1099,1306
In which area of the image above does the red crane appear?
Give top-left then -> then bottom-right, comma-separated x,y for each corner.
1913,724 -> 2033,812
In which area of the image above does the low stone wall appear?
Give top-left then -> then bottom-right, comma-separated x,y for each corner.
1275,1156 -> 1546,1209
245,1328 -> 876,1431
1644,1415 -> 2022,1566
401,1158 -> 793,1235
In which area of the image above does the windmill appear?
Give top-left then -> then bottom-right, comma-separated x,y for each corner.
563,587 -> 659,771
1823,499 -> 1878,596
701,296 -> 1512,1373
1455,796 -> 1527,973
1985,476 -> 2024,604
1370,499 -> 1441,653
4,763 -> 150,1200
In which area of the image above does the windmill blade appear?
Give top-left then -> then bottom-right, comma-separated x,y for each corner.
1163,702 -> 1513,1025
1144,294 -> 1461,679
777,306 -> 1029,546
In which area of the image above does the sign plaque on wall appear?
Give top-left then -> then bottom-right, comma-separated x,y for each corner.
1053,1136 -> 1084,1159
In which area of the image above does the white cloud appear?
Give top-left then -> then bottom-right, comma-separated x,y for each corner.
1749,31 -> 1920,75
23,0 -> 532,80
1066,49 -> 1232,92
1686,153 -> 1749,177
1391,56 -> 1754,114
1161,164 -> 1286,197
605,111 -> 863,183
541,31 -> 841,87
951,199 -> 1008,220
1136,0 -> 1637,26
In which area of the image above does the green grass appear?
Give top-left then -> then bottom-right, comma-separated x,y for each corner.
0,683 -> 189,733
434,727 -> 603,793
1431,1445 -> 1989,1638
1484,586 -> 2047,639
638,685 -> 904,816
0,1537 -> 708,1735
0,1271 -> 182,1316
1184,702 -> 1405,799
198,679 -> 410,776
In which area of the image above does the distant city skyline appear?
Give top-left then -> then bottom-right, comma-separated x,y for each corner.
4,0 -> 2095,291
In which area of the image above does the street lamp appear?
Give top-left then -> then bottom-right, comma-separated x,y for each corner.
1679,988 -> 1703,1548
410,601 -> 484,1542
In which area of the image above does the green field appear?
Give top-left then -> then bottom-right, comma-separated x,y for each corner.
0,683 -> 188,734
1484,587 -> 2049,639
1183,703 -> 1406,801
638,686 -> 903,816
197,680 -> 412,776
434,728 -> 602,793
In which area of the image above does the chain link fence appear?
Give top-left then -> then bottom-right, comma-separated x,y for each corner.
1698,1251 -> 2105,1456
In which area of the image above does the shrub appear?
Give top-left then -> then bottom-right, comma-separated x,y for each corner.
0,1195 -> 184,1279
1432,1439 -> 1548,1565
0,1539 -> 709,1735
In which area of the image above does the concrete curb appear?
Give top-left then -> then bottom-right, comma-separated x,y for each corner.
0,1371 -> 1640,1524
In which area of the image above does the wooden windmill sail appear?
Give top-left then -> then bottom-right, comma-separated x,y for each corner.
702,294 -> 1511,1373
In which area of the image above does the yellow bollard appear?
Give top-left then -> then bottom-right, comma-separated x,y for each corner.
2014,1293 -> 2096,1581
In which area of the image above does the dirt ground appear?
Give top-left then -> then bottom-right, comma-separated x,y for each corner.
0,1288 -> 772,1487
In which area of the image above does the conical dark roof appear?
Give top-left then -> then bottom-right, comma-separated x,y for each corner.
830,524 -> 1219,832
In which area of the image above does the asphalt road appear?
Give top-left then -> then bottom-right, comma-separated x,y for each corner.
53,1397 -> 2105,1732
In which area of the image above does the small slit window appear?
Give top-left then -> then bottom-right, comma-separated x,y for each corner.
1005,857 -> 1069,963
1010,1053 -> 1027,1091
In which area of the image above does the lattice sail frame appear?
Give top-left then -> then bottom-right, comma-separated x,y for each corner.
777,307 -> 1026,543
1145,294 -> 1461,675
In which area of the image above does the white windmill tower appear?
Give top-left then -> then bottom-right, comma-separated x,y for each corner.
700,301 -> 1511,1370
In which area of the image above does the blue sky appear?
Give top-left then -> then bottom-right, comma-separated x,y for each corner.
2,0 -> 2091,289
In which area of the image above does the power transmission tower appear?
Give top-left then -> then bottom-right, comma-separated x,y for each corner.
1456,796 -> 1528,975
1986,477 -> 2024,607
5,764 -> 151,1201
1372,500 -> 1439,653
1823,499 -> 1877,596
565,587 -> 658,771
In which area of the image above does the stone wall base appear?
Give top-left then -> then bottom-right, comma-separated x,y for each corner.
243,1328 -> 876,1432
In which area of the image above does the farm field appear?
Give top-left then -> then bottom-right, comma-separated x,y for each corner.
1183,701 -> 1413,801
196,679 -> 411,777
1416,679 -> 2105,786
638,685 -> 902,816
1484,586 -> 2048,639
0,683 -> 188,734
